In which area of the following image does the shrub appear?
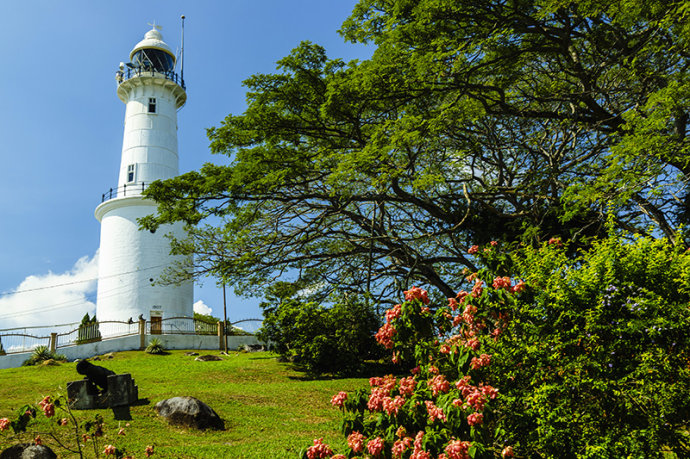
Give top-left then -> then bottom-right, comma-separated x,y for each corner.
76,313 -> 102,344
145,338 -> 166,355
309,234 -> 690,458
257,296 -> 382,375
22,346 -> 67,366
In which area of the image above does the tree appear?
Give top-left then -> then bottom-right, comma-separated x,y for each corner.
143,0 -> 690,300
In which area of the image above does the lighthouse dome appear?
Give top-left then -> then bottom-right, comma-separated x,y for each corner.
129,27 -> 175,73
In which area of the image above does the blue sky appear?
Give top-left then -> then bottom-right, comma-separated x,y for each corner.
0,0 -> 371,331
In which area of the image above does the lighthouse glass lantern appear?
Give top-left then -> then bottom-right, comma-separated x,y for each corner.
95,25 -> 193,335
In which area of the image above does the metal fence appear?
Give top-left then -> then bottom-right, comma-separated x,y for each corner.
0,317 -> 261,355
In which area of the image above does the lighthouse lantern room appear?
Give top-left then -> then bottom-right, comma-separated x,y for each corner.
95,25 -> 193,333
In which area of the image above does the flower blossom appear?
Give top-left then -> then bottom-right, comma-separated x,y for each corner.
0,418 -> 10,431
399,376 -> 416,397
367,437 -> 385,457
34,436 -> 42,446
470,354 -> 491,370
445,439 -> 471,459
38,396 -> 55,418
429,374 -> 450,396
502,446 -> 515,457
492,276 -> 511,290
144,445 -> 155,457
104,445 -> 116,456
511,280 -> 526,294
386,304 -> 403,323
383,395 -> 405,416
306,438 -> 333,459
330,391 -> 348,408
404,286 -> 430,305
471,280 -> 484,298
468,245 -> 479,254
347,431 -> 365,453
467,411 -> 484,426
59,418 -> 69,426
375,323 -> 397,349
425,400 -> 447,422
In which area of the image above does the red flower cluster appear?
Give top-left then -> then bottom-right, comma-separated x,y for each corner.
429,374 -> 450,396
306,438 -> 333,459
375,322 -> 397,349
347,431 -> 365,452
38,396 -> 54,418
0,418 -> 9,431
330,391 -> 347,408
367,437 -> 385,457
404,286 -> 430,304
470,353 -> 491,370
441,439 -> 471,459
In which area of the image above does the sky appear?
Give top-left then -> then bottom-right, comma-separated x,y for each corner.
0,0 -> 372,332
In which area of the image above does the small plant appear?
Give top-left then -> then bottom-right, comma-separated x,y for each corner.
22,346 -> 67,366
145,338 -> 165,355
76,313 -> 102,344
0,392 -> 154,458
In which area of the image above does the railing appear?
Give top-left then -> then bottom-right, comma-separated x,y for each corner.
101,182 -> 149,203
0,317 -> 262,355
117,66 -> 185,89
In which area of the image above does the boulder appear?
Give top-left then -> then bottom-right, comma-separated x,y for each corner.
194,354 -> 223,362
0,444 -> 57,459
154,396 -> 224,430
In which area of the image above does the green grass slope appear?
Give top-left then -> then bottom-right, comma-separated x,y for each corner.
0,350 -> 368,458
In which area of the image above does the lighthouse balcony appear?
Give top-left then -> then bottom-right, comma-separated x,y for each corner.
117,66 -> 185,89
101,182 -> 150,203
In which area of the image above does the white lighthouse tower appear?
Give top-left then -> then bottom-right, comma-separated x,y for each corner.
95,25 -> 193,332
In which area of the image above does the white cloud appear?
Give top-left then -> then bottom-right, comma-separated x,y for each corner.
193,300 -> 213,316
0,252 -> 99,330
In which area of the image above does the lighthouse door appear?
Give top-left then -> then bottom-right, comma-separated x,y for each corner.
150,310 -> 163,335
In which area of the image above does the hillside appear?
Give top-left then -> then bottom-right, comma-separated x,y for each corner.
0,350 -> 367,458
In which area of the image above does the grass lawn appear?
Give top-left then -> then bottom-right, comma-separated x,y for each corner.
0,350 -> 369,458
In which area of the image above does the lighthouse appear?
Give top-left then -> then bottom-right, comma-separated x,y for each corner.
95,25 -> 193,333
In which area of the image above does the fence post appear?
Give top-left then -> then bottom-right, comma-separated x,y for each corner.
139,318 -> 147,350
50,333 -> 58,352
217,322 -> 224,351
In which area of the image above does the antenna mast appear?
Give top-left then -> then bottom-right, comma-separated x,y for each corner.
180,15 -> 185,85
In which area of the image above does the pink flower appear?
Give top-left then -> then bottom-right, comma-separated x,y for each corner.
104,445 -> 116,456
330,391 -> 348,408
470,354 -> 491,370
375,323 -> 397,349
467,411 -> 484,426
502,446 -> 515,457
383,395 -> 405,416
404,286 -> 430,304
471,280 -> 483,298
399,376 -> 416,397
492,276 -> 511,290
511,280 -> 526,294
548,237 -> 563,247
0,418 -> 10,431
481,384 -> 499,399
348,431 -> 365,453
385,304 -> 402,323
332,456 -> 347,459
306,438 -> 333,459
429,374 -> 450,396
445,439 -> 472,459
447,297 -> 459,311
367,437 -> 385,457
439,343 -> 451,354
490,240 -> 498,247
425,400 -> 447,422
468,245 -> 479,254
368,387 -> 387,411
144,445 -> 155,457
42,403 -> 55,418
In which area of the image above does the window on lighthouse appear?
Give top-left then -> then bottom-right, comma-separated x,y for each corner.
127,164 -> 136,183
148,97 -> 157,113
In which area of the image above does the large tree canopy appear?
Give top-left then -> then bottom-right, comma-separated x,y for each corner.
143,0 -> 690,300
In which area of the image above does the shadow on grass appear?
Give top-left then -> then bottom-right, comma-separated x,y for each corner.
286,360 -> 403,381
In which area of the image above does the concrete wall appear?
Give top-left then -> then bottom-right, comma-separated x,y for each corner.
0,334 -> 263,370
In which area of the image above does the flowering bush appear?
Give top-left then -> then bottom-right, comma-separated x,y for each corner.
305,233 -> 690,457
0,392 -> 151,458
